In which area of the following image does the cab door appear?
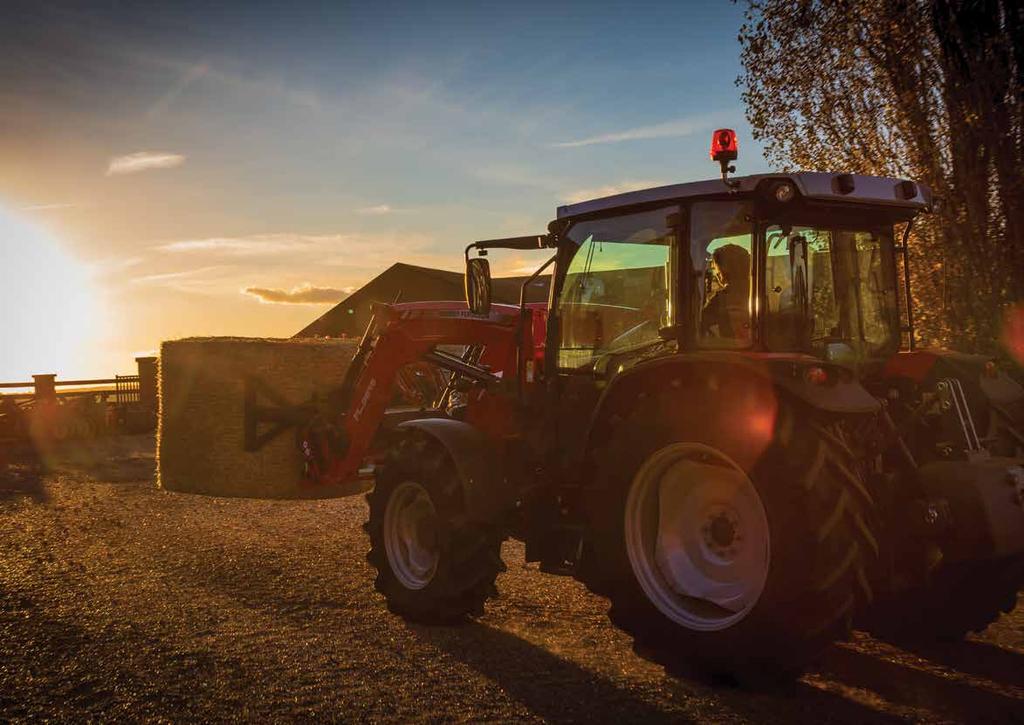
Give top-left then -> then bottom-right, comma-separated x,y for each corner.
546,206 -> 679,472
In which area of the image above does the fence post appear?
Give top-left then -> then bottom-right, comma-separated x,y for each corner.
32,374 -> 57,402
135,357 -> 158,415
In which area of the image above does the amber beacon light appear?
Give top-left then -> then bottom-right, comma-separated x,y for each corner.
710,128 -> 739,186
710,128 -> 738,162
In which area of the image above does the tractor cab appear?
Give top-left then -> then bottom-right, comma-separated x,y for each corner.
460,129 -> 941,477
545,133 -> 930,377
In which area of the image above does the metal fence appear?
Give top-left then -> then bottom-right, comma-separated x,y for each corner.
0,358 -> 158,439
115,375 -> 141,406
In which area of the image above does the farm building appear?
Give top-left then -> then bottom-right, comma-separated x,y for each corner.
294,262 -> 550,339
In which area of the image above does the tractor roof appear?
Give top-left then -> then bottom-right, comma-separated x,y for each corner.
556,172 -> 932,220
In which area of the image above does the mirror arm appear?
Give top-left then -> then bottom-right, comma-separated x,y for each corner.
466,234 -> 553,258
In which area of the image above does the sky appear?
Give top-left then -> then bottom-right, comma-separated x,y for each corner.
0,0 -> 770,380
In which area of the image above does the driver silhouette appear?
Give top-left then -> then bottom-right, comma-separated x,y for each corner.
701,244 -> 750,338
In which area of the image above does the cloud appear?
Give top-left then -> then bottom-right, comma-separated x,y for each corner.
89,255 -> 143,279
561,180 -> 665,205
132,265 -> 226,286
166,59 -> 321,111
141,230 -> 455,298
470,163 -> 566,192
107,151 -> 185,175
319,232 -> 448,270
551,115 -> 718,148
127,265 -> 244,297
22,203 -> 82,212
147,62 -> 210,118
156,233 -> 340,256
356,204 -> 402,215
244,283 -> 355,305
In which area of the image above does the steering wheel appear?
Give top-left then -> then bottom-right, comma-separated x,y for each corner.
606,319 -> 654,349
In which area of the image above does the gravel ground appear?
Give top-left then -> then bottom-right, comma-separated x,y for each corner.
1,435 -> 1022,723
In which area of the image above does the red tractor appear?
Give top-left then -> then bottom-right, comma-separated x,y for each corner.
268,130 -> 1024,680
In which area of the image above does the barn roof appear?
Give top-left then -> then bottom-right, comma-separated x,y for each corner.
294,262 -> 550,339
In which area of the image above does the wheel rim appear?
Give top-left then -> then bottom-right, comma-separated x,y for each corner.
384,481 -> 440,590
624,442 -> 770,632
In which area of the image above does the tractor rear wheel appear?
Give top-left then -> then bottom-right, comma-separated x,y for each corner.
365,429 -> 505,622
865,556 -> 1023,642
578,402 -> 879,682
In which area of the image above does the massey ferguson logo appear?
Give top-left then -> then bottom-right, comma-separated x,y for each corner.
439,309 -> 505,320
353,377 -> 377,422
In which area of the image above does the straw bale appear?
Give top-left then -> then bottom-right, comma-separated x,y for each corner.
157,336 -> 363,499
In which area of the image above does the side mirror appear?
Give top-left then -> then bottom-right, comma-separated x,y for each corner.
465,257 -> 492,315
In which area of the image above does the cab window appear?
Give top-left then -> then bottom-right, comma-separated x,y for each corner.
558,208 -> 675,370
690,201 -> 754,348
763,224 -> 899,356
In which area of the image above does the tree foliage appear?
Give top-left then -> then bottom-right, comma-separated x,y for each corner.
738,0 -> 1023,352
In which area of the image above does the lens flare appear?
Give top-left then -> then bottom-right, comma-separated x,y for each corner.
1004,303 -> 1024,367
0,206 -> 100,381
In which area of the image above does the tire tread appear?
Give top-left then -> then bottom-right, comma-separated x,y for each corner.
364,430 -> 504,623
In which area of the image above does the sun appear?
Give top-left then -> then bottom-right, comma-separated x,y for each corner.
0,206 -> 100,382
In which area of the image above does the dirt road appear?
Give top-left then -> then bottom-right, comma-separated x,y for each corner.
1,435 -> 1022,723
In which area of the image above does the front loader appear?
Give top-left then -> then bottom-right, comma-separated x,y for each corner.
250,129 -> 1024,681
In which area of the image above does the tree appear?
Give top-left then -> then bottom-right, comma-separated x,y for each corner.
738,0 -> 1024,353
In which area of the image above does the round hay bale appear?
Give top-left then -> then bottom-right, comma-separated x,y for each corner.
157,336 -> 363,499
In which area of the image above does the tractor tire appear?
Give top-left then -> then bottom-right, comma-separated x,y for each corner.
864,556 -> 1023,642
364,429 -> 505,623
577,400 -> 880,682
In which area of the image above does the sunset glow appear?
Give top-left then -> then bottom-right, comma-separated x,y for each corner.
0,208 -> 101,381
0,3 -> 763,380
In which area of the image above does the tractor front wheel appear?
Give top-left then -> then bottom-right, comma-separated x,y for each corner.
365,429 -> 505,622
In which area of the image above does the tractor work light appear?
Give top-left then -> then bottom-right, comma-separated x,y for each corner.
761,180 -> 796,204
896,180 -> 919,200
773,182 -> 796,203
835,173 -> 856,194
710,129 -> 738,162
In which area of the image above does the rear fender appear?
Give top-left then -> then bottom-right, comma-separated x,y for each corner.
397,418 -> 514,523
766,359 -> 879,414
582,354 -> 878,473
884,349 -> 1024,406
883,349 -> 1024,453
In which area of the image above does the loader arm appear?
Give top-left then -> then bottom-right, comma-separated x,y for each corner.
307,301 -> 526,488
